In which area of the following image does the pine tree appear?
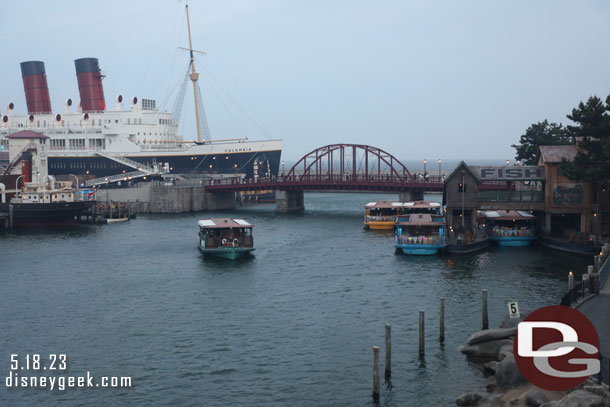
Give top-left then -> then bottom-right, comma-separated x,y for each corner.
511,120 -> 572,165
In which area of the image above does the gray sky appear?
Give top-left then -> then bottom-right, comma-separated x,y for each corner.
1,0 -> 609,162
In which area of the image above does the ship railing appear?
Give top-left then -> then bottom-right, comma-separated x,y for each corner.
202,173 -> 445,186
85,170 -> 149,187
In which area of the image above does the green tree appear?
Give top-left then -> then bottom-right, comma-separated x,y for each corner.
511,120 -> 572,164
560,95 -> 610,194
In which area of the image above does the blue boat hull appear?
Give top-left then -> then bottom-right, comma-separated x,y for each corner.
395,244 -> 446,255
492,236 -> 535,247
199,246 -> 255,260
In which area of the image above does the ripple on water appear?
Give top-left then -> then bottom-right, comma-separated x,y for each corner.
0,193 -> 590,407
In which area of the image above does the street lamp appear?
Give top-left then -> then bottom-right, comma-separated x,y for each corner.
423,159 -> 427,177
438,159 -> 442,179
506,159 -> 510,166
281,161 -> 285,176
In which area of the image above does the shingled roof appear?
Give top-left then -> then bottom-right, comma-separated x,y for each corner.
538,145 -> 578,163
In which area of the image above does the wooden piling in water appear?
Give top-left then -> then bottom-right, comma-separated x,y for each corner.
419,310 -> 425,356
372,346 -> 380,400
8,204 -> 13,230
440,297 -> 445,343
385,324 -> 391,376
482,289 -> 488,330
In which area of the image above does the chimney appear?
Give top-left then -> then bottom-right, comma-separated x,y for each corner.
20,61 -> 52,114
74,58 -> 106,112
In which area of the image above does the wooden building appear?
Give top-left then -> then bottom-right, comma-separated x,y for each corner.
443,161 -> 480,239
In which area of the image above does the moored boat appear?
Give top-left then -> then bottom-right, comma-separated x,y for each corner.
482,210 -> 536,247
364,201 -> 403,229
197,218 -> 255,260
394,212 -> 447,255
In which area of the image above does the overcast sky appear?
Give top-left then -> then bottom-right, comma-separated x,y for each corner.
1,0 -> 609,161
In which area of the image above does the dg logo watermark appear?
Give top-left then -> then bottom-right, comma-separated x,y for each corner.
514,305 -> 600,391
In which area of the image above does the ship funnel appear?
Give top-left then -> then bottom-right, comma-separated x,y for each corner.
74,58 -> 106,112
20,61 -> 52,114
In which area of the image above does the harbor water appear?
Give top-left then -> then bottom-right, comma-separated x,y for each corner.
0,193 -> 589,406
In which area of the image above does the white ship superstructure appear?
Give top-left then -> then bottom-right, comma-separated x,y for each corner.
0,5 -> 282,181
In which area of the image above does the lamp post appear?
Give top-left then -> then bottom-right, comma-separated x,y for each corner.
281,161 -> 285,176
424,159 -> 427,178
438,159 -> 442,179
506,159 -> 510,166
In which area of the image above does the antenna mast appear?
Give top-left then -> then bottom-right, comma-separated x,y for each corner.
185,4 -> 203,144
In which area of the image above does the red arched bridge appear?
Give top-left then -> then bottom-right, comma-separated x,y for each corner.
205,144 -> 444,193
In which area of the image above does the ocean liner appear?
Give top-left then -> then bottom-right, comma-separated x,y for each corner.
0,5 -> 282,182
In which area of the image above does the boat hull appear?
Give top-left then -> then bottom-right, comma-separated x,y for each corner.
47,147 -> 282,179
364,221 -> 395,230
0,201 -> 94,227
492,236 -> 535,247
199,246 -> 255,260
395,244 -> 446,255
447,238 -> 490,254
539,234 -> 602,256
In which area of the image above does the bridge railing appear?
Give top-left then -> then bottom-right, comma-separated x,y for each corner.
205,173 -> 444,186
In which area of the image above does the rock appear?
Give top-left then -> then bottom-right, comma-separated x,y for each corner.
540,390 -> 604,407
498,343 -> 514,361
460,339 -> 514,359
467,327 -> 517,345
525,389 -> 548,406
456,392 -> 482,406
499,309 -> 532,329
486,383 -> 496,392
484,361 -> 499,375
495,353 -> 527,387
510,398 -> 520,405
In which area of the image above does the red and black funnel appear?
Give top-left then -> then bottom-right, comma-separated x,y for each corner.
20,61 -> 52,114
75,58 -> 106,112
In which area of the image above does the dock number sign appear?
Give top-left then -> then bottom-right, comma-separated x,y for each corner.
508,302 -> 520,319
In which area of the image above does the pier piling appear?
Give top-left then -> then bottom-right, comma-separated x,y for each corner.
8,204 -> 13,230
440,297 -> 445,343
372,346 -> 380,400
419,310 -> 425,356
385,324 -> 391,377
482,289 -> 488,330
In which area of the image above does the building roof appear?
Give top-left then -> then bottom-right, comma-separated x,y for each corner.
538,145 -> 578,163
444,160 -> 480,183
197,218 -> 253,229
6,130 -> 49,139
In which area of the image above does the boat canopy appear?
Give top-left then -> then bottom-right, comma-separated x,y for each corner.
396,213 -> 445,226
197,218 -> 253,228
365,201 -> 402,209
402,201 -> 442,208
481,210 -> 534,221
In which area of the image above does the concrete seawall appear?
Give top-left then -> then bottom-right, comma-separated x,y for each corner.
97,183 -> 236,213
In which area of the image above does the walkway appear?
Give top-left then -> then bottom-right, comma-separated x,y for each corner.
578,261 -> 610,357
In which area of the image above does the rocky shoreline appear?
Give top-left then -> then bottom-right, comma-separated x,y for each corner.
455,312 -> 609,406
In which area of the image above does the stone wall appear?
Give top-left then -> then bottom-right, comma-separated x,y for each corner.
97,183 -> 235,213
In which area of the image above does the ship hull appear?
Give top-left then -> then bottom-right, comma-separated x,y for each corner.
0,201 -> 94,227
47,148 -> 282,179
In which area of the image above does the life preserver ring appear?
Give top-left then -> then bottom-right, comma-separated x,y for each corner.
221,238 -> 227,245
233,238 -> 239,245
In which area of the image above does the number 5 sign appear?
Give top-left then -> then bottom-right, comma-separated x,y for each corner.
508,302 -> 520,319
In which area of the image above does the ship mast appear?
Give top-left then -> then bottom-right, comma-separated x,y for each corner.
185,4 -> 203,144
